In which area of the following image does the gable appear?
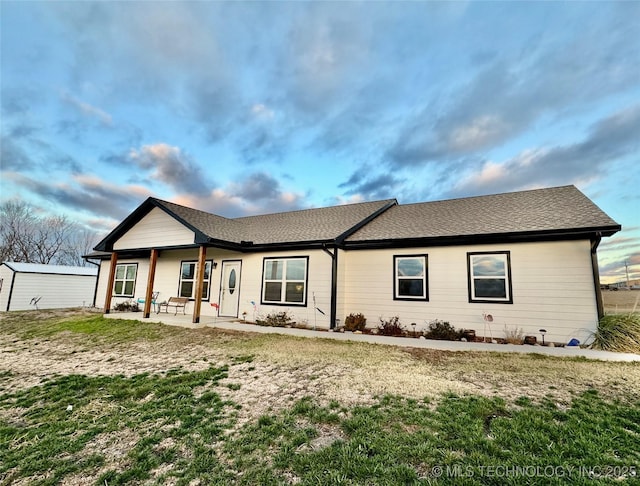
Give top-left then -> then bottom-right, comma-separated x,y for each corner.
113,207 -> 196,250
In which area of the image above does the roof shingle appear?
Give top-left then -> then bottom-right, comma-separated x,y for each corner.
346,185 -> 619,242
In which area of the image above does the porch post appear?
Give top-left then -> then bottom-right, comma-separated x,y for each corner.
103,252 -> 118,314
143,248 -> 159,318
193,245 -> 207,324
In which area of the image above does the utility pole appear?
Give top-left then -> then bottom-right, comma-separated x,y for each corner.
624,260 -> 630,289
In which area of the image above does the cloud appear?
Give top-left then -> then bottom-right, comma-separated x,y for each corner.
0,135 -> 36,170
3,172 -> 152,221
386,6 -> 640,168
173,171 -> 305,218
445,104 -> 640,197
339,166 -> 406,200
128,144 -> 211,196
60,91 -> 113,126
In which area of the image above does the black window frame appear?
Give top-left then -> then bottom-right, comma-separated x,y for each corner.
261,256 -> 309,307
393,254 -> 429,301
467,251 -> 513,304
178,259 -> 214,301
113,263 -> 138,297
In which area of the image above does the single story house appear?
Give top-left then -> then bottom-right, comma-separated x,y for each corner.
0,262 -> 98,312
91,185 -> 620,344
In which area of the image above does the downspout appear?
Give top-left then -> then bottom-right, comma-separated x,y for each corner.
590,235 -> 604,319
322,244 -> 338,329
84,258 -> 100,308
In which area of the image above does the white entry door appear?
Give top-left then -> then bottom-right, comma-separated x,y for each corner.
219,261 -> 241,317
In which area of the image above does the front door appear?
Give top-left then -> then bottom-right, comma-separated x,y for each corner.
219,261 -> 241,317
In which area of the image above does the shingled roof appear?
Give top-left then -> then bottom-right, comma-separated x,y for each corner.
345,185 -> 620,244
95,185 -> 619,252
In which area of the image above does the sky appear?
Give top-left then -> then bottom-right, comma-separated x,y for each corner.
1,1 -> 639,284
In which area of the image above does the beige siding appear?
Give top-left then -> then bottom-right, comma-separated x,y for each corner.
341,240 -> 598,344
114,207 -> 195,250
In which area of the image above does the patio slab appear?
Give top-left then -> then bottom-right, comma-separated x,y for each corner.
105,312 -> 640,362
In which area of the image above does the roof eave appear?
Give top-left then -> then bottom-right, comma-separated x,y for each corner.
344,225 -> 622,250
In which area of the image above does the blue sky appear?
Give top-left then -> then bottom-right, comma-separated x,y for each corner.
1,1 -> 639,283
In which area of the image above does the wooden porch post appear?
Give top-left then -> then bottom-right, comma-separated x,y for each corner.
143,248 -> 159,318
103,252 -> 118,314
193,245 -> 207,324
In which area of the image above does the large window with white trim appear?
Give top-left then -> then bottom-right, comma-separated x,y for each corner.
467,251 -> 513,303
179,260 -> 213,300
394,255 -> 429,300
262,257 -> 308,305
113,264 -> 137,297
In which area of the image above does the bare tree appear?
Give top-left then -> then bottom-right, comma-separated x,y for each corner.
1,200 -> 99,266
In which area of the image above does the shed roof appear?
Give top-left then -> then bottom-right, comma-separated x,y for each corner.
2,262 -> 98,276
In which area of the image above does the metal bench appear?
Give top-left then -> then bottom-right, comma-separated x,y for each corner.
158,297 -> 189,315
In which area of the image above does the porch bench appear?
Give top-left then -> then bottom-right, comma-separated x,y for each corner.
158,297 -> 189,315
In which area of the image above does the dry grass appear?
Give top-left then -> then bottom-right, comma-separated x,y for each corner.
602,289 -> 640,314
1,309 -> 639,431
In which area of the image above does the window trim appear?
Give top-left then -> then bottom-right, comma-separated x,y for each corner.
393,254 -> 429,301
178,259 -> 214,301
467,251 -> 513,304
261,256 -> 309,307
113,263 -> 137,297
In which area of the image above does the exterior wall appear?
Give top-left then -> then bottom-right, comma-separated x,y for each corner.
339,240 -> 598,344
114,207 -> 195,250
95,248 -> 334,327
0,268 -> 97,311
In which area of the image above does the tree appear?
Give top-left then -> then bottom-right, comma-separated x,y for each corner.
0,200 -> 99,266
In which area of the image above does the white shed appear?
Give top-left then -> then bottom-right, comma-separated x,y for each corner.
0,262 -> 98,312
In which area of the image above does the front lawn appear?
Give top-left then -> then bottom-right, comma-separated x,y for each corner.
1,310 -> 638,484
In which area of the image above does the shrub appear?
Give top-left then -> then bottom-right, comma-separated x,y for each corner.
503,325 -> 524,345
378,316 -> 405,336
256,311 -> 294,328
344,313 -> 367,332
590,313 -> 640,353
113,301 -> 139,312
424,320 -> 463,341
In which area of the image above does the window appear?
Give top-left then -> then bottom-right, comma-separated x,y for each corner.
394,255 -> 429,300
467,251 -> 513,303
179,260 -> 213,300
262,257 -> 308,305
114,264 -> 137,297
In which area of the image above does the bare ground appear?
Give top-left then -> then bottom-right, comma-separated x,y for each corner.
1,309 -> 638,421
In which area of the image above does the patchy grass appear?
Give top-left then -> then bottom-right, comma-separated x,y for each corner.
0,366 -> 235,484
223,392 -> 640,485
1,310 -> 640,484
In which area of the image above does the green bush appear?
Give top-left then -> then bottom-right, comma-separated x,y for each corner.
424,320 -> 463,341
344,313 -> 367,332
590,313 -> 640,353
378,316 -> 405,336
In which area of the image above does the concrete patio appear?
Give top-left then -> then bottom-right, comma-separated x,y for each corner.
105,312 -> 640,363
